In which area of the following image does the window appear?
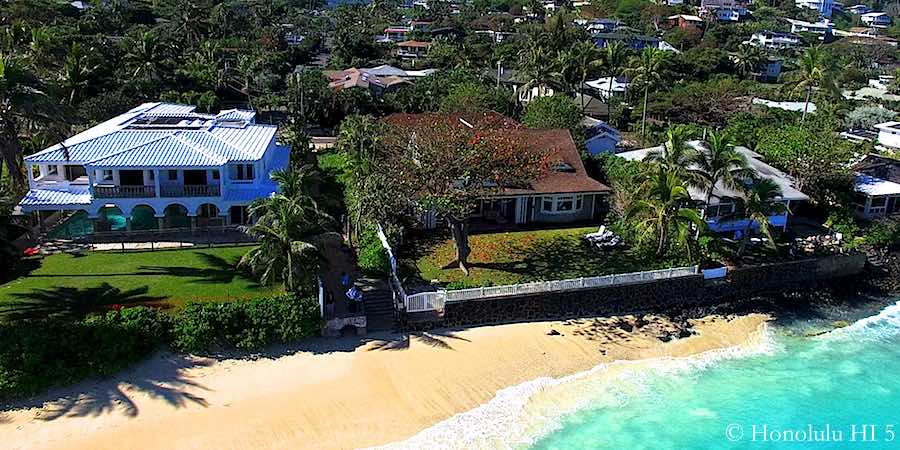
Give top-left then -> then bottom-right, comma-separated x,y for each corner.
541,194 -> 584,214
234,164 -> 255,181
47,165 -> 58,176
168,170 -> 178,181
870,196 -> 887,208
101,169 -> 113,181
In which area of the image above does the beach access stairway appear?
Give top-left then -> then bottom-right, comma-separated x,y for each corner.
359,279 -> 397,331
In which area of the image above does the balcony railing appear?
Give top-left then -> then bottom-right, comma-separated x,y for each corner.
94,185 -> 156,198
161,184 -> 221,198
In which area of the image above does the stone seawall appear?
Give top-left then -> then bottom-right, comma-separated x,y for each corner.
403,253 -> 868,330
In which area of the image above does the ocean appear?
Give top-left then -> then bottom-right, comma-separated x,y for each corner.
384,299 -> 900,449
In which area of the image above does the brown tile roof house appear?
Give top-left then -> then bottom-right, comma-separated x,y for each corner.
323,68 -> 412,95
383,111 -> 610,229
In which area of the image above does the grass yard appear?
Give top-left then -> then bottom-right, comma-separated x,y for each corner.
413,227 -> 662,289
0,246 -> 280,317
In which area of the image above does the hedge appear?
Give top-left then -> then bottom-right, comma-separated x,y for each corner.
0,294 -> 322,401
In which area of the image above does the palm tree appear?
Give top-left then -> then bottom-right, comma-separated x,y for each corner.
518,39 -> 562,102
336,115 -> 384,242
0,54 -> 51,189
790,46 -> 836,122
240,168 -> 339,293
731,44 -> 764,80
122,29 -> 167,83
690,131 -> 754,220
602,41 -> 628,101
644,125 -> 700,183
558,41 -> 602,111
59,43 -> 100,105
628,166 -> 705,259
734,178 -> 787,257
624,47 -> 667,139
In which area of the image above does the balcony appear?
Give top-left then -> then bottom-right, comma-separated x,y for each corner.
161,184 -> 221,198
94,185 -> 156,198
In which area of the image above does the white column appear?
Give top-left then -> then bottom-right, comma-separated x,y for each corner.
87,169 -> 95,196
154,169 -> 161,198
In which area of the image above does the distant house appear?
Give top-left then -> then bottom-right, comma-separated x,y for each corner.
700,0 -> 748,22
875,121 -> 900,149
666,14 -> 704,30
581,18 -> 623,34
18,103 -> 289,230
383,26 -> 412,42
852,154 -> 900,219
323,66 -> 436,97
474,29 -> 517,43
745,31 -> 802,49
757,58 -> 783,83
582,117 -> 621,155
752,98 -> 816,114
848,4 -> 872,15
395,40 -> 432,64
585,76 -> 628,100
785,18 -> 833,36
383,111 -> 611,229
861,12 -> 892,28
573,93 -> 611,119
595,32 -> 679,52
487,68 -> 556,104
617,143 -> 810,233
795,0 -> 834,17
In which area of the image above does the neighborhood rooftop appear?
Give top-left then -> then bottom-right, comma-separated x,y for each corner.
25,103 -> 275,167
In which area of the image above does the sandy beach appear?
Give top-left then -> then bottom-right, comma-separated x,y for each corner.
1,313 -> 768,450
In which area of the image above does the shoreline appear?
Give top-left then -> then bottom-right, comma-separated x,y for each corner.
1,313 -> 768,450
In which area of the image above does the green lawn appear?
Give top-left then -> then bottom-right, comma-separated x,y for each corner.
412,227 -> 663,289
0,246 -> 280,315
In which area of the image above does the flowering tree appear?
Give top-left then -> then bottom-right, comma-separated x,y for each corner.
380,113 -> 550,273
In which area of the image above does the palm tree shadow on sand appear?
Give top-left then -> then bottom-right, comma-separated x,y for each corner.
2,353 -> 212,421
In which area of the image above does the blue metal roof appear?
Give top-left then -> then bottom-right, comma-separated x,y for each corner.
88,135 -> 225,167
24,103 -> 276,168
19,187 -> 92,207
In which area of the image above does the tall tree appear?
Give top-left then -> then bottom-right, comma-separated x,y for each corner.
518,38 -> 562,101
59,43 -> 100,105
628,166 -> 705,259
625,47 -> 667,139
0,54 -> 51,189
731,44 -> 764,80
240,168 -> 339,293
790,46 -> 836,122
690,131 -> 754,220
122,29 -> 168,83
734,178 -> 787,257
602,41 -> 628,100
558,41 -> 602,111
643,125 -> 698,182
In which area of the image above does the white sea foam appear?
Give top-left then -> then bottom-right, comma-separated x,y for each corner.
821,300 -> 900,342
370,324 -> 774,450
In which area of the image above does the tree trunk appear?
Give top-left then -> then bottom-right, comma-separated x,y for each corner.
448,217 -> 471,275
801,86 -> 811,123
737,224 -> 752,257
286,248 -> 294,292
641,86 -> 649,140
657,220 -> 668,256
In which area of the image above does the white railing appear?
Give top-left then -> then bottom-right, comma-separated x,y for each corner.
403,266 -> 699,313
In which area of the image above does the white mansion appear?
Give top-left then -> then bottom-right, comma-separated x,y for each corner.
19,103 -> 289,232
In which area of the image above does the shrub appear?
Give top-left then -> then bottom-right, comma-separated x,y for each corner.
863,219 -> 900,250
0,295 -> 321,400
357,227 -> 391,276
0,307 -> 169,400
171,294 -> 321,353
845,106 -> 897,130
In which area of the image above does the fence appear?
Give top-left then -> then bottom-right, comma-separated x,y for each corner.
404,266 -> 699,313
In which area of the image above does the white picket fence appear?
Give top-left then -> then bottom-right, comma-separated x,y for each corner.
404,266 -> 699,313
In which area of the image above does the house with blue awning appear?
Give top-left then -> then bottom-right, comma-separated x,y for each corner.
19,102 -> 289,232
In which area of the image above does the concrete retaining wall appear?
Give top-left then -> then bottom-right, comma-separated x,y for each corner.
403,253 -> 868,330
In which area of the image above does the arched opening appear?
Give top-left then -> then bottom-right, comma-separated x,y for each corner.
48,210 -> 93,239
96,205 -> 127,232
163,204 -> 190,229
196,203 -> 222,228
130,205 -> 158,231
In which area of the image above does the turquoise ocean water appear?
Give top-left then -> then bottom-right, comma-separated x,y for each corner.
384,300 -> 900,450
